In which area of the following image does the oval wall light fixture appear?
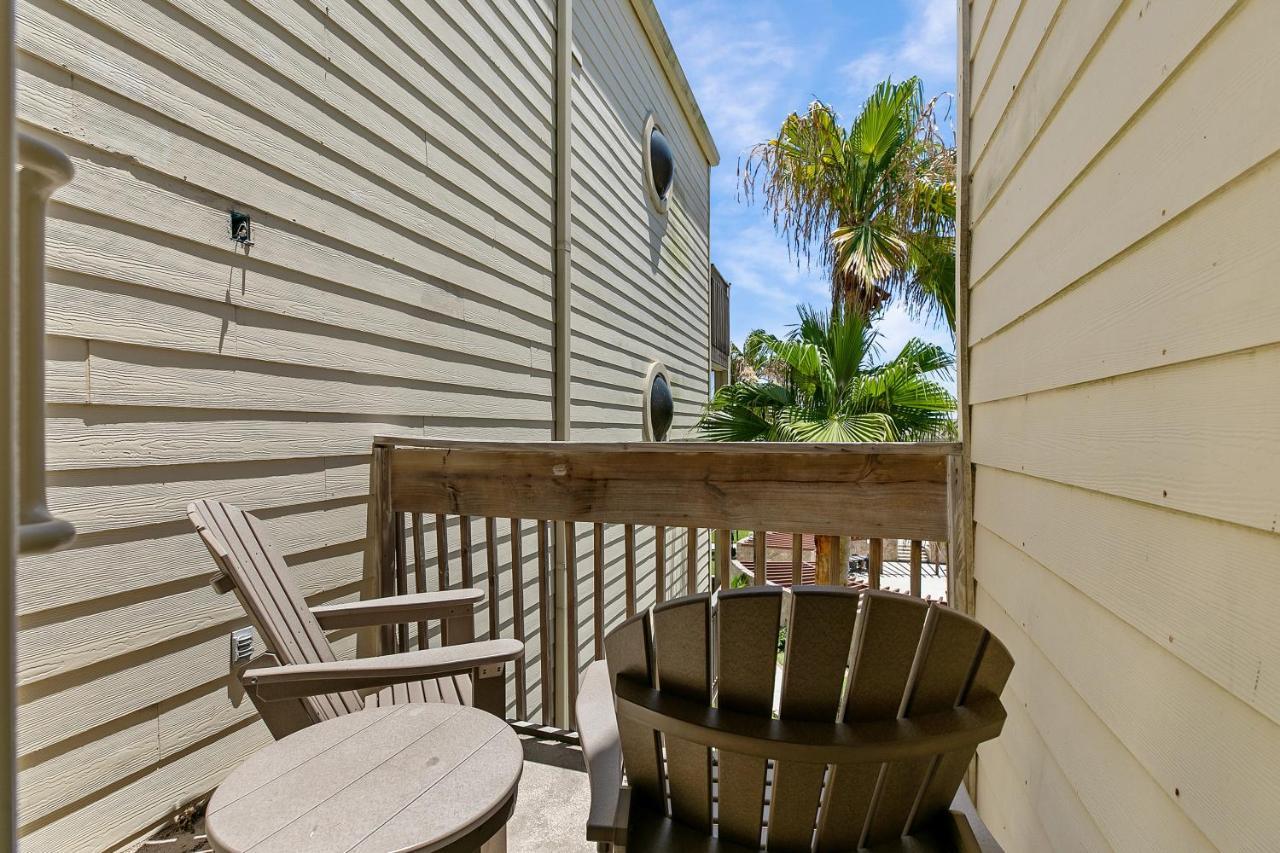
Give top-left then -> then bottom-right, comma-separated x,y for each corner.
642,360 -> 674,441
643,113 -> 674,215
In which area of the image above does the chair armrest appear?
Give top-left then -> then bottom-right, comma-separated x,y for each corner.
576,660 -> 630,845
310,588 -> 483,630
242,639 -> 523,701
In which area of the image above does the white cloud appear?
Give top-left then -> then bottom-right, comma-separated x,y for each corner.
842,0 -> 955,99
714,220 -> 828,337
873,301 -> 956,392
662,1 -> 809,162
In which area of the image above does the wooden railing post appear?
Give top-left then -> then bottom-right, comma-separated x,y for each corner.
947,453 -> 974,614
815,535 -> 848,586
868,538 -> 883,590
715,529 -> 731,591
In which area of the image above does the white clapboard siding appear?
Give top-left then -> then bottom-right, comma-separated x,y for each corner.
17,499 -> 368,614
975,588 -> 1214,851
964,0 -> 1280,848
971,738 -> 1055,853
967,0 -> 1023,117
989,695 -> 1109,850
971,345 -> 1280,534
970,0 -> 1250,340
967,0 -> 1117,217
561,0 -> 712,678
966,0 -> 1062,171
14,0 -> 713,848
975,467 -> 1280,726
968,154 -> 1280,404
979,532 -> 1280,850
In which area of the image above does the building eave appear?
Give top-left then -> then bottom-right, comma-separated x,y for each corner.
629,0 -> 720,167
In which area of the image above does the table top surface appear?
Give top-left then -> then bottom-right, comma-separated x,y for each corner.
206,704 -> 523,853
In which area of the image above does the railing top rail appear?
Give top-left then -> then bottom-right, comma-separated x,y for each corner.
372,438 -> 959,540
372,436 -> 962,457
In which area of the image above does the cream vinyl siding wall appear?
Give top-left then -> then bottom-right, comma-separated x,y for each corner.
12,0 -> 713,849
961,0 -> 1280,849
565,0 -> 713,675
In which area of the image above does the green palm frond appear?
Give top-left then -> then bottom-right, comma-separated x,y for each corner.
742,77 -> 956,330
699,306 -> 956,445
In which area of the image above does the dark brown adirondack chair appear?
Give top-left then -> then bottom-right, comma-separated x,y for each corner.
576,587 -> 1013,852
189,499 -> 523,739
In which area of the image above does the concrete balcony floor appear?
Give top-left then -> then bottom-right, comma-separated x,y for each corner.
508,736 -> 594,851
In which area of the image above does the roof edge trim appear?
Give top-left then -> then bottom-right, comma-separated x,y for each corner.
628,0 -> 721,167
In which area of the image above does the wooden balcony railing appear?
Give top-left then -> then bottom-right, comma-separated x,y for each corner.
364,437 -> 964,730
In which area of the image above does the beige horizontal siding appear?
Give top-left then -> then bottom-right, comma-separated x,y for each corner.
562,0 -> 713,682
15,0 -> 711,848
964,0 -> 1280,848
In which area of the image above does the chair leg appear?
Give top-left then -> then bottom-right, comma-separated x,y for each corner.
472,664 -> 507,716
239,653 -> 317,739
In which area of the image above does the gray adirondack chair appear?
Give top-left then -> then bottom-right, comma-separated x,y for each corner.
576,586 -> 1013,852
189,499 -> 523,739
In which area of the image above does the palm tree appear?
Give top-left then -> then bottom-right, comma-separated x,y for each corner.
742,78 -> 956,329
699,306 -> 955,443
700,305 -> 955,583
730,329 -> 789,384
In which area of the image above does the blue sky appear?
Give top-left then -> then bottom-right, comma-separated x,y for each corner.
653,0 -> 957,360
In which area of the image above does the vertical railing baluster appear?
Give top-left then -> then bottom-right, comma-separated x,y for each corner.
435,514 -> 450,643
537,520 -> 553,725
686,527 -> 697,594
412,514 -> 427,649
565,522 -> 578,727
459,515 -> 474,589
509,519 -> 528,721
868,538 -> 883,590
593,523 -> 605,660
752,528 -> 766,586
624,524 -> 637,617
485,517 -> 500,641
393,514 -> 408,652
910,539 -> 923,598
791,533 -> 803,587
716,529 -> 731,591
369,445 -> 395,655
654,525 -> 666,603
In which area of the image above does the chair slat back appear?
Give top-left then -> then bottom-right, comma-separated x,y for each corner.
188,500 -> 364,723
716,588 -> 783,848
652,594 -> 713,830
606,586 -> 1012,852
769,589 -> 861,850
909,627 -> 1014,835
817,592 -> 929,849
604,611 -> 663,807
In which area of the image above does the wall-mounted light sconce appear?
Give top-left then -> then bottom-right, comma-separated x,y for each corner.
642,360 -> 674,441
642,113 -> 674,215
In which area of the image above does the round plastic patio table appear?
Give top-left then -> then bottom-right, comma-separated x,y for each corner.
205,703 -> 523,853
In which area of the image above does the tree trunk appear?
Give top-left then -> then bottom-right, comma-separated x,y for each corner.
814,534 -> 849,586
